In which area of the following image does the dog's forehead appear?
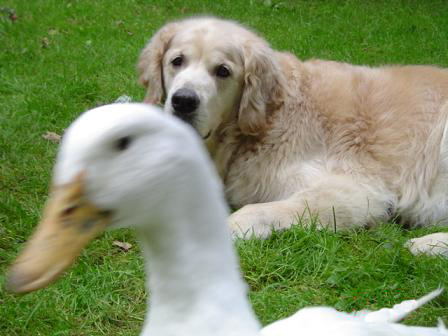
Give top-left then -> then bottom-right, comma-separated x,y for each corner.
173,21 -> 248,46
170,27 -> 245,64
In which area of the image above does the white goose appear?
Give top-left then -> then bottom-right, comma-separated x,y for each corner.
6,103 -> 446,336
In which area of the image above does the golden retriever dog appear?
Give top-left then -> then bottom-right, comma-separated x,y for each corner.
138,17 -> 448,255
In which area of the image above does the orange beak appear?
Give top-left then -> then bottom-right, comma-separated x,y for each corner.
6,173 -> 111,294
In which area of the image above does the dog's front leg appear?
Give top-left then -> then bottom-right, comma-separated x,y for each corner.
405,232 -> 448,257
229,174 -> 394,239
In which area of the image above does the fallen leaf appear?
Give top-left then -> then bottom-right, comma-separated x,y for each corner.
42,131 -> 61,143
9,11 -> 17,22
0,7 -> 17,22
41,37 -> 50,48
113,241 -> 133,252
114,95 -> 132,103
48,28 -> 59,36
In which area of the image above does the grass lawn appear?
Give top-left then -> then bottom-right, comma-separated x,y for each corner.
1,0 -> 448,335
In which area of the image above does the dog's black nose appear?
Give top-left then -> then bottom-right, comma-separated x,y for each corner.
171,88 -> 199,117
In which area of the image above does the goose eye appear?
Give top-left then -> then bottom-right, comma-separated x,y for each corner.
115,135 -> 133,152
99,209 -> 114,218
216,65 -> 231,78
171,55 -> 183,67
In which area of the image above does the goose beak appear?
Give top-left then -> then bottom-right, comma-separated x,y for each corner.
6,173 -> 111,294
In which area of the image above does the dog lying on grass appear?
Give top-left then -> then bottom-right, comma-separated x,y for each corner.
138,17 -> 448,255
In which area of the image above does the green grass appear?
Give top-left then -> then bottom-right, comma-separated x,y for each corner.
1,0 -> 448,334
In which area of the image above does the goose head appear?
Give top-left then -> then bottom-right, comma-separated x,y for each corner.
6,103 -> 228,294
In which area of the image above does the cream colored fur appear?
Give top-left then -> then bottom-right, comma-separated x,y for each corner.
138,17 -> 448,253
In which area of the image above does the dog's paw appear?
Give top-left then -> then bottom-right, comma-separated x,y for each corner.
405,232 -> 448,257
228,203 -> 296,239
229,205 -> 270,239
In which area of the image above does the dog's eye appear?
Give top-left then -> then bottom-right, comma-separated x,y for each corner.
216,65 -> 231,78
171,56 -> 183,67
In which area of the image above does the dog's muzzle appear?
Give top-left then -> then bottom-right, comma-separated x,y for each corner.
171,88 -> 199,123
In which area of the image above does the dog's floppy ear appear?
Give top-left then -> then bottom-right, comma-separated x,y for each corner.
137,22 -> 181,104
238,41 -> 286,136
